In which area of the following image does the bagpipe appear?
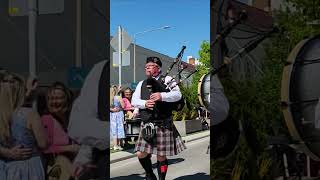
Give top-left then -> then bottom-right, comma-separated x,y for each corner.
146,45 -> 194,112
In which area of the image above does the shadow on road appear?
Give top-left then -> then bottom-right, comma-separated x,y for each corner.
110,173 -> 144,180
111,158 -> 187,179
151,158 -> 185,168
173,172 -> 210,180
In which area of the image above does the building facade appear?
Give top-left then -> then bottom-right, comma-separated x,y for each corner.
110,43 -> 195,89
0,0 -> 108,88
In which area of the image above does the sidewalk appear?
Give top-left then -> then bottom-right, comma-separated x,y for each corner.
110,130 -> 210,164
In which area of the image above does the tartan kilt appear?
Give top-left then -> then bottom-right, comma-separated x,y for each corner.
134,122 -> 186,156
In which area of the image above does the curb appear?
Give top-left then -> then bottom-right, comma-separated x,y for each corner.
110,131 -> 210,164
110,154 -> 136,164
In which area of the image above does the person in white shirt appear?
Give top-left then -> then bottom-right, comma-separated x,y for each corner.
132,57 -> 186,180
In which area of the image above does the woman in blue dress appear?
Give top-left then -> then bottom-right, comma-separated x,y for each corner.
110,86 -> 125,150
0,71 -> 47,180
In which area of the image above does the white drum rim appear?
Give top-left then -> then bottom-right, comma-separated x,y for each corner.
198,73 -> 210,109
281,37 -> 320,161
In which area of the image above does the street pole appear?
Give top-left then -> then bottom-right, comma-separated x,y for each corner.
118,26 -> 122,86
132,25 -> 170,83
133,35 -> 136,83
28,0 -> 37,110
75,0 -> 82,67
28,0 -> 37,77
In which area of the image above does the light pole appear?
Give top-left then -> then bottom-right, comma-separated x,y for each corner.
133,25 -> 170,83
28,0 -> 37,77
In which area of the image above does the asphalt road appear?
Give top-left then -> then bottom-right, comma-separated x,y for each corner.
110,136 -> 210,180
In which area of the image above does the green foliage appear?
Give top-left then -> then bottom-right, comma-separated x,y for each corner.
190,41 -> 210,107
180,85 -> 197,110
285,0 -> 320,21
211,135 -> 251,180
194,41 -> 210,84
198,40 -> 211,67
173,41 -> 210,120
211,0 -> 320,179
172,111 -> 181,121
173,85 -> 198,121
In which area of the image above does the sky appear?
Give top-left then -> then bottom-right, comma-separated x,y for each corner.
110,0 -> 210,60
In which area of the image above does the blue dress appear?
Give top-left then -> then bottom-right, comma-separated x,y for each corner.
0,107 -> 45,180
110,96 -> 125,139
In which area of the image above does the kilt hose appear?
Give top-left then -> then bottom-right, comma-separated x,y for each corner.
135,122 -> 186,156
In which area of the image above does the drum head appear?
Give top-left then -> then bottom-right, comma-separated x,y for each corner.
198,73 -> 210,109
281,35 -> 320,161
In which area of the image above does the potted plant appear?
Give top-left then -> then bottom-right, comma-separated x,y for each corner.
173,85 -> 203,136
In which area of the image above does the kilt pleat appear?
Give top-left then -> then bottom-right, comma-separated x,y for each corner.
134,122 -> 186,156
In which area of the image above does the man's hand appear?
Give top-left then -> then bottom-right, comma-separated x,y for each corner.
118,85 -> 122,92
132,108 -> 139,118
8,145 -> 32,160
132,111 -> 139,118
26,76 -> 38,97
26,76 -> 38,91
150,93 -> 162,102
145,100 -> 155,109
110,107 -> 120,112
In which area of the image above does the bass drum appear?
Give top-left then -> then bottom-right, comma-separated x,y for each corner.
281,35 -> 320,161
198,73 -> 210,109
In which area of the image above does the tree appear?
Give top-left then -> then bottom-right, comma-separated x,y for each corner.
190,41 -> 210,105
173,41 -> 210,120
198,40 -> 210,67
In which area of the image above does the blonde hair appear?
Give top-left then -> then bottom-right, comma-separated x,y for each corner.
110,85 -> 119,106
0,71 -> 26,144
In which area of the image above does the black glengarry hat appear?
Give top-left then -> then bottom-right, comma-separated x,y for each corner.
146,56 -> 162,67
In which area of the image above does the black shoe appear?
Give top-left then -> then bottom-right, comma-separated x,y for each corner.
145,172 -> 157,180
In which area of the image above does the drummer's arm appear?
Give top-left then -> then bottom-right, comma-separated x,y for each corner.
131,81 -> 146,109
160,76 -> 182,102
